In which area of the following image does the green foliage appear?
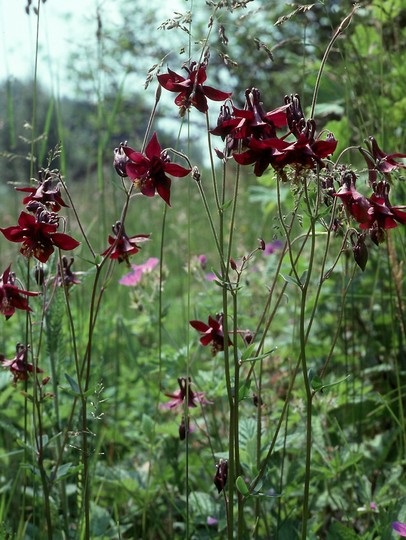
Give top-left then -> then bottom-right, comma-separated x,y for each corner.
0,0 -> 405,539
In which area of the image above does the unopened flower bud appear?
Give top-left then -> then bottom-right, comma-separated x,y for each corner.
214,459 -> 228,493
229,257 -> 237,271
192,166 -> 201,182
351,232 -> 368,271
42,376 -> 50,386
113,142 -> 129,178
253,393 -> 263,407
258,238 -> 265,251
244,330 -> 253,344
34,264 -> 45,286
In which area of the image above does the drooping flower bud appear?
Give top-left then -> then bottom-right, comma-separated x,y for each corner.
351,232 -> 368,271
214,459 -> 228,493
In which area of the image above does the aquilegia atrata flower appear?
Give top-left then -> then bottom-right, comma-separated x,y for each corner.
16,169 -> 68,212
334,171 -> 406,244
0,343 -> 43,385
0,265 -> 39,320
122,133 -> 191,206
101,221 -> 150,264
190,313 -> 232,355
0,210 -> 80,263
160,377 -> 211,409
158,59 -> 232,115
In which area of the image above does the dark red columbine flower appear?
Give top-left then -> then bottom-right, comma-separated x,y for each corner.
359,136 -> 406,186
101,221 -> 150,264
232,93 -> 336,176
16,169 -> 68,212
211,89 -> 289,161
190,313 -> 232,355
160,377 -> 211,409
0,210 -> 80,264
0,344 -> 43,385
334,171 -> 371,225
366,136 -> 406,175
334,172 -> 406,244
214,459 -> 228,493
122,132 -> 191,206
211,88 -> 288,141
158,59 -> 232,115
0,265 -> 39,320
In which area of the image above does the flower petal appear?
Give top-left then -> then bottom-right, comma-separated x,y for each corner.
51,233 -> 80,251
164,163 -> 191,178
145,132 -> 161,160
202,85 -> 232,102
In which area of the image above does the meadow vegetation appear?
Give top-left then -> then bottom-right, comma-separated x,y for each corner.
0,1 -> 405,539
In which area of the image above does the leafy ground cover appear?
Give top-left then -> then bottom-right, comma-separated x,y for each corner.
0,1 -> 405,539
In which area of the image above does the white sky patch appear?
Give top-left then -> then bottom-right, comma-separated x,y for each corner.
0,0 -> 183,96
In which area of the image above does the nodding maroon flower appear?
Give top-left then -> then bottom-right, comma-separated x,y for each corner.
157,58 -> 232,116
16,169 -> 68,212
101,221 -> 150,264
113,141 -> 130,177
334,173 -> 406,243
334,171 -> 372,225
0,265 -> 39,320
214,459 -> 228,493
211,89 -> 288,141
365,136 -> 406,175
0,344 -> 43,385
190,313 -> 232,355
56,257 -> 81,288
0,210 -> 80,264
160,377 -> 211,409
122,132 -> 191,206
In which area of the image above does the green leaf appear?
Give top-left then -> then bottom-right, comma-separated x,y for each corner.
141,413 -> 155,442
240,348 -> 277,364
327,520 -> 359,539
53,462 -> 82,482
241,343 -> 256,362
236,476 -> 249,496
220,198 -> 233,210
311,375 -> 323,392
279,273 -> 301,288
64,373 -> 80,396
238,380 -> 251,402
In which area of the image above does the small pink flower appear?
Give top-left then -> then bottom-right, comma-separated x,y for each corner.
264,240 -> 283,255
392,522 -> 406,537
119,257 -> 159,286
